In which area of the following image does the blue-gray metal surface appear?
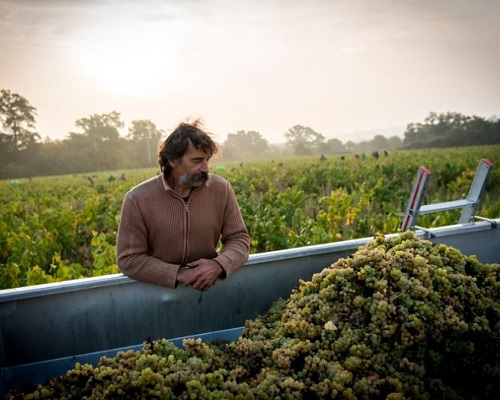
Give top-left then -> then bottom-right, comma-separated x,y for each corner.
0,219 -> 499,395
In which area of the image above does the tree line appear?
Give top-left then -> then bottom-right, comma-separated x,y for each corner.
1,89 -> 498,179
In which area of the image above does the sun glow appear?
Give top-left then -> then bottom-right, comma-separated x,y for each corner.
70,20 -> 176,96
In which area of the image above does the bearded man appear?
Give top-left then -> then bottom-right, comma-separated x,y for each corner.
117,119 -> 250,292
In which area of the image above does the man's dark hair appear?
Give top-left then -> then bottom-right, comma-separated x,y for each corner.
158,119 -> 218,176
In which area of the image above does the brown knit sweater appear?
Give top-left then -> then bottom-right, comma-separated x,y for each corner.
117,173 -> 250,288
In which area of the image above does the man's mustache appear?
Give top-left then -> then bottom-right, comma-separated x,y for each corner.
180,172 -> 208,185
192,172 -> 208,182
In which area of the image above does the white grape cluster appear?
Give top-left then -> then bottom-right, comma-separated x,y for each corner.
5,231 -> 500,399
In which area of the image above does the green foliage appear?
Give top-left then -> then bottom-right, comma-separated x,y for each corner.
229,146 -> 499,252
223,130 -> 269,160
91,231 -> 119,276
0,89 -> 40,177
127,119 -> 165,166
284,125 -> 326,155
403,111 -> 500,149
0,174 -> 125,288
6,232 -> 500,399
0,145 -> 499,289
0,89 -> 39,149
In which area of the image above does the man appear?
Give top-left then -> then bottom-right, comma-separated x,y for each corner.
117,120 -> 250,291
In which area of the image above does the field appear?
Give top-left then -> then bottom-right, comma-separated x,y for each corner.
1,145 -> 499,289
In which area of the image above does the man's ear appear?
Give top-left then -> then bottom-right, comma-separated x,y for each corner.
168,158 -> 179,168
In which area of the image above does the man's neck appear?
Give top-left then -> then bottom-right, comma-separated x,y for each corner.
165,174 -> 193,198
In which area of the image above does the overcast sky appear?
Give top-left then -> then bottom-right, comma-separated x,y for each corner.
1,0 -> 499,144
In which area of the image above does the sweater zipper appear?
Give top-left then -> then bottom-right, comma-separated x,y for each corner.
183,198 -> 189,264
180,186 -> 202,265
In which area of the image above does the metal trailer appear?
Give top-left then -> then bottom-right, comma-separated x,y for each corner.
1,219 -> 499,396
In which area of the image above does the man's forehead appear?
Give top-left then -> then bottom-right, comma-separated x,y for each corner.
185,143 -> 210,158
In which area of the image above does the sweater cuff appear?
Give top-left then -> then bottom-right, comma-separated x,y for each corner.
214,259 -> 227,279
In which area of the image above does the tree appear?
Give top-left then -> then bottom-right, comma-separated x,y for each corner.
128,120 -> 165,165
344,140 -> 356,152
74,111 -> 123,142
284,125 -> 325,155
325,138 -> 346,154
371,135 -> 390,151
69,111 -> 124,171
223,130 -> 268,160
402,111 -> 499,149
386,135 -> 403,150
0,89 -> 40,177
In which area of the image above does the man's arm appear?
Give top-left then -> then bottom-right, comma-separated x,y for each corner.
117,193 -> 180,288
213,182 -> 250,276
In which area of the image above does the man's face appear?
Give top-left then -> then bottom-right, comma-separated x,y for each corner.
173,144 -> 211,188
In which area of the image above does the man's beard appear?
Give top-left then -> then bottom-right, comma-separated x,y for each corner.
179,172 -> 208,186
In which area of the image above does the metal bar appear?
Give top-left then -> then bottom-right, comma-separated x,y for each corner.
419,199 -> 475,214
401,166 -> 432,231
458,159 -> 493,223
401,159 -> 494,230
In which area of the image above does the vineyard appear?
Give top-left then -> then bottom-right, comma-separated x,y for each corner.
1,145 -> 499,290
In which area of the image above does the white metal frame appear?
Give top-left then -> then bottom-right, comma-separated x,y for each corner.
401,159 -> 493,232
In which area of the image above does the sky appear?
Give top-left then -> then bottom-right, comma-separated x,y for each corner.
1,0 -> 499,145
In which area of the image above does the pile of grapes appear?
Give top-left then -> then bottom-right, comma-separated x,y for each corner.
6,231 -> 500,399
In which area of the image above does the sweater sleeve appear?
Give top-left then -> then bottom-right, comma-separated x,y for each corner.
214,181 -> 250,277
116,192 -> 180,288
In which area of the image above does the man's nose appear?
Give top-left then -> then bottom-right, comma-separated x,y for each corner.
199,161 -> 209,173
